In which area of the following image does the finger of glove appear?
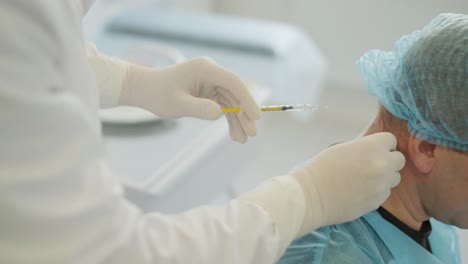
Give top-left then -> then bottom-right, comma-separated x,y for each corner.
216,88 -> 239,109
389,151 -> 406,171
373,188 -> 391,210
236,111 -> 257,137
218,99 -> 247,143
226,112 -> 247,143
216,86 -> 261,120
368,132 -> 398,151
387,171 -> 402,189
218,93 -> 256,136
178,93 -> 222,120
361,182 -> 392,210
201,61 -> 261,120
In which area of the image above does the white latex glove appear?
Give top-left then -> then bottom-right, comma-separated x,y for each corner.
291,132 -> 405,237
119,57 -> 261,143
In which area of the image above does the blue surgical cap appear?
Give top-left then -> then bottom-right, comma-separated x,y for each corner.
356,13 -> 468,151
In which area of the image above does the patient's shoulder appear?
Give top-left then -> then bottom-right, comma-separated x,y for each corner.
277,216 -> 388,264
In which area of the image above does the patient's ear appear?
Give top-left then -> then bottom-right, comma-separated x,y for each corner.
407,136 -> 436,173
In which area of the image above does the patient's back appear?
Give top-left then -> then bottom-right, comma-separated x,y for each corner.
277,210 -> 460,264
277,213 -> 392,264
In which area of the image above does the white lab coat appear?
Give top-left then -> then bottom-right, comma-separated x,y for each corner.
0,1 -> 306,263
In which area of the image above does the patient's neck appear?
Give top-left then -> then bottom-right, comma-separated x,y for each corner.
381,179 -> 430,231
362,119 -> 430,231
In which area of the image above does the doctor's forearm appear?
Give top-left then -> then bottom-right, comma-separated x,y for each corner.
238,176 -> 307,254
107,177 -> 307,263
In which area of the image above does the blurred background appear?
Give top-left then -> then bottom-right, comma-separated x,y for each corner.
84,0 -> 468,261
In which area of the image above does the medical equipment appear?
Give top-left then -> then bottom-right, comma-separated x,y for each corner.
222,104 -> 325,113
357,13 -> 468,151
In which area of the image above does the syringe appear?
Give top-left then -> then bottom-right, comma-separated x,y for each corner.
222,104 -> 325,113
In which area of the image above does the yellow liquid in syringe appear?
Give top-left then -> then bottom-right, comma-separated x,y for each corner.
222,104 -> 324,113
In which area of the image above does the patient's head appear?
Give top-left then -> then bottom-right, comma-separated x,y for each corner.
369,104 -> 468,229
357,13 -> 468,228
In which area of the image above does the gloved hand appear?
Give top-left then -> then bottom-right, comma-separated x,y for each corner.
292,132 -> 405,237
119,57 -> 261,143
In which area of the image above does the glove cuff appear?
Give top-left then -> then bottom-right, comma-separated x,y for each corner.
292,168 -> 325,237
88,53 -> 129,108
237,175 -> 306,258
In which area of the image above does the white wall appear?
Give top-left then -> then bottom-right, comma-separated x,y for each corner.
214,0 -> 468,90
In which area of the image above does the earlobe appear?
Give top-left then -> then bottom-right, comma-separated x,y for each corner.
407,136 -> 436,173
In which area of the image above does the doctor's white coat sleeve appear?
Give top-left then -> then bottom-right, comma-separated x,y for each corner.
0,1 -> 307,263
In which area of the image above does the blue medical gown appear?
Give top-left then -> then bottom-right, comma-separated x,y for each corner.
277,210 -> 461,264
